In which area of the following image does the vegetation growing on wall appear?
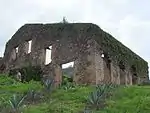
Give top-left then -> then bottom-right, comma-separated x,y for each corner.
6,23 -> 148,78
98,31 -> 148,77
9,65 -> 43,82
87,23 -> 148,77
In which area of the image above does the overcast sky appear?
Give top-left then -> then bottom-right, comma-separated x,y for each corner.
0,0 -> 150,74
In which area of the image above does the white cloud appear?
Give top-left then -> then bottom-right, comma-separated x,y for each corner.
0,0 -> 149,75
118,15 -> 150,58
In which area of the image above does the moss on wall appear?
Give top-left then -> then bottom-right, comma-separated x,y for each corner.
91,25 -> 148,77
4,23 -> 148,78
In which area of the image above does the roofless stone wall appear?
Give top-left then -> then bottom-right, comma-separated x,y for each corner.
0,23 -> 149,85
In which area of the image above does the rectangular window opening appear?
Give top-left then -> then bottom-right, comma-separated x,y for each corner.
15,47 -> 19,53
28,40 -> 32,53
11,46 -> 19,60
62,62 -> 74,69
45,46 -> 52,65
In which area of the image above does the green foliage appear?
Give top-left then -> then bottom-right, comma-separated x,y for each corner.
62,82 -> 76,90
1,75 -> 150,113
0,97 -> 8,111
88,90 -> 104,107
0,75 -> 16,86
43,79 -> 54,93
93,25 -> 148,77
26,89 -> 36,102
22,86 -> 93,113
83,107 -> 93,113
98,86 -> 150,113
22,103 -> 49,113
62,75 -> 73,85
61,75 -> 75,90
0,81 -> 42,94
20,65 -> 43,82
139,80 -> 150,86
0,75 -> 42,108
9,65 -> 43,82
8,94 -> 26,112
87,84 -> 114,110
25,89 -> 43,103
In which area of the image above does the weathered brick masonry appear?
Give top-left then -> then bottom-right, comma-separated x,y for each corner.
0,23 -> 149,85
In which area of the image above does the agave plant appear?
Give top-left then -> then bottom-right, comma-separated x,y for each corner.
9,94 -> 26,112
96,83 -> 112,91
26,89 -> 37,102
0,97 -> 8,111
43,79 -> 54,93
96,83 -> 114,96
88,90 -> 104,107
88,84 -> 113,109
83,107 -> 93,113
62,82 -> 76,90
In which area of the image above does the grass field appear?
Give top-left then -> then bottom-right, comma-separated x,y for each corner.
0,75 -> 150,113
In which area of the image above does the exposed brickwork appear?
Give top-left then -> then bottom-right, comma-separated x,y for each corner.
0,23 -> 149,85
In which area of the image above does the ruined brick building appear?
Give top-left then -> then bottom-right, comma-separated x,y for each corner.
0,23 -> 149,85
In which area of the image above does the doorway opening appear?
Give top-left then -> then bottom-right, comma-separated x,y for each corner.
101,53 -> 111,83
131,65 -> 138,84
61,61 -> 74,86
119,61 -> 126,84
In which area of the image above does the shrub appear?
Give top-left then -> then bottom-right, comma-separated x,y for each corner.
0,97 -> 8,112
61,75 -> 75,90
61,82 -> 76,90
9,65 -> 43,82
139,80 -> 150,86
20,65 -> 43,82
62,75 -> 73,85
25,89 -> 43,104
43,79 -> 54,93
88,89 -> 105,109
8,94 -> 26,113
0,75 -> 16,86
87,84 -> 114,110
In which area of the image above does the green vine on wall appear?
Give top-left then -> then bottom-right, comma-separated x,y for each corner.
8,23 -> 148,78
92,25 -> 148,77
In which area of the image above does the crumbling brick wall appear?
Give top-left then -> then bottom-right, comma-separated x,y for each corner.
1,23 -> 149,85
0,57 -> 5,73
